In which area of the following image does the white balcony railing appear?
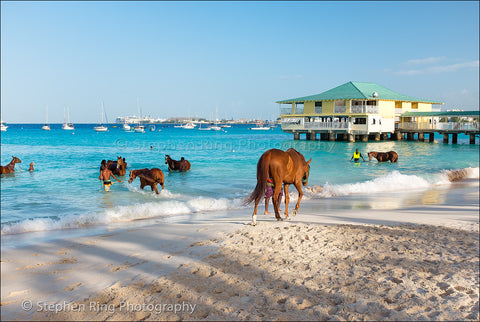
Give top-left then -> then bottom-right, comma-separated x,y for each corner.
280,107 -> 293,115
350,105 -> 378,114
334,106 -> 346,113
281,118 -> 304,130
400,122 -> 479,131
294,108 -> 304,114
304,121 -> 348,130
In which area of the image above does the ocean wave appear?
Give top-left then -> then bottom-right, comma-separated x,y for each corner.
1,196 -> 246,236
307,167 -> 479,198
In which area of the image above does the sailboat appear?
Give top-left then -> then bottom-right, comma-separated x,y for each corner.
42,106 -> 51,131
62,107 -> 74,130
133,98 -> 145,133
206,107 -> 221,131
1,120 -> 8,132
250,121 -> 272,130
94,102 -> 108,132
121,121 -> 131,131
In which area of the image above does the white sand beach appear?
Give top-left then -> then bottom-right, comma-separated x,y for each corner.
1,183 -> 479,321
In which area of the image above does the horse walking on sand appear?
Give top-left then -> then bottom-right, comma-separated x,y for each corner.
368,151 -> 398,163
128,168 -> 165,194
245,148 -> 311,226
165,155 -> 191,171
1,156 -> 22,174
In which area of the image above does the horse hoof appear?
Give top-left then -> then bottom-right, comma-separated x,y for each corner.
251,222 -> 256,226
276,218 -> 283,222
292,210 -> 297,216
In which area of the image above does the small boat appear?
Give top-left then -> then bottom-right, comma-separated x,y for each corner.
133,124 -> 145,133
250,126 -> 272,130
220,124 -> 231,128
121,122 -> 131,131
207,125 -> 222,131
42,106 -> 51,130
133,98 -> 146,132
94,102 -> 108,132
174,122 -> 196,129
250,123 -> 272,130
62,107 -> 74,130
1,120 -> 8,132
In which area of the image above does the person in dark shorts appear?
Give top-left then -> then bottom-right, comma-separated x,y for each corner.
99,164 -> 121,191
265,178 -> 283,215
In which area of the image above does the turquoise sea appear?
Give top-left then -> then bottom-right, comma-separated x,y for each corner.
1,124 -> 479,246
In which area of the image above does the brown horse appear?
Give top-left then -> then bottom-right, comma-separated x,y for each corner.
368,151 -> 398,163
165,155 -> 191,171
128,168 -> 165,194
245,148 -> 311,226
107,156 -> 127,176
1,156 -> 22,174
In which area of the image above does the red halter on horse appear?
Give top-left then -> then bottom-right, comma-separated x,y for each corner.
1,156 -> 22,174
246,148 -> 311,226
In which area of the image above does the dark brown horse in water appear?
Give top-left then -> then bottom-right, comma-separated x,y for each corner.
100,157 -> 127,176
107,156 -> 127,176
1,156 -> 22,174
245,148 -> 311,226
128,168 -> 165,194
368,151 -> 398,163
165,155 -> 191,171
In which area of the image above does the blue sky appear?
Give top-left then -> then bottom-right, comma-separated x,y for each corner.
1,1 -> 479,123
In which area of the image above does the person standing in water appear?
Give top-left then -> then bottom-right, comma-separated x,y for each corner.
350,148 -> 366,162
99,164 -> 121,191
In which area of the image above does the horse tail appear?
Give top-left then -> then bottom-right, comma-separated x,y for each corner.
245,151 -> 270,205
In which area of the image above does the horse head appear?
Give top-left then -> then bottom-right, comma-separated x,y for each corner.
128,170 -> 136,183
12,156 -> 21,164
116,156 -> 124,169
367,152 -> 376,161
165,155 -> 170,164
302,159 -> 311,186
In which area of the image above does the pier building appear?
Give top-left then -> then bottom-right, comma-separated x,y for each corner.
278,81 -> 479,143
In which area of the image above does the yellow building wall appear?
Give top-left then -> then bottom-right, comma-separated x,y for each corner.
304,101 -> 315,114
322,101 -> 334,114
378,100 -> 395,118
402,102 -> 412,111
418,103 -> 432,112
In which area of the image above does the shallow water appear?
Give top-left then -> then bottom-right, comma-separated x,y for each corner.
1,123 -> 479,242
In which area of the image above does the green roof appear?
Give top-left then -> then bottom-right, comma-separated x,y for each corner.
401,111 -> 480,117
276,81 -> 442,104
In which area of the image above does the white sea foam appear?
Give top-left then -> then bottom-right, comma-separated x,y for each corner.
315,167 -> 479,198
1,196 -> 246,235
3,168 -> 477,236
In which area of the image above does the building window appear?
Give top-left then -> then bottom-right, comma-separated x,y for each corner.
314,102 -> 322,114
280,103 -> 293,115
353,117 -> 366,125
334,100 -> 346,113
294,102 -> 304,114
